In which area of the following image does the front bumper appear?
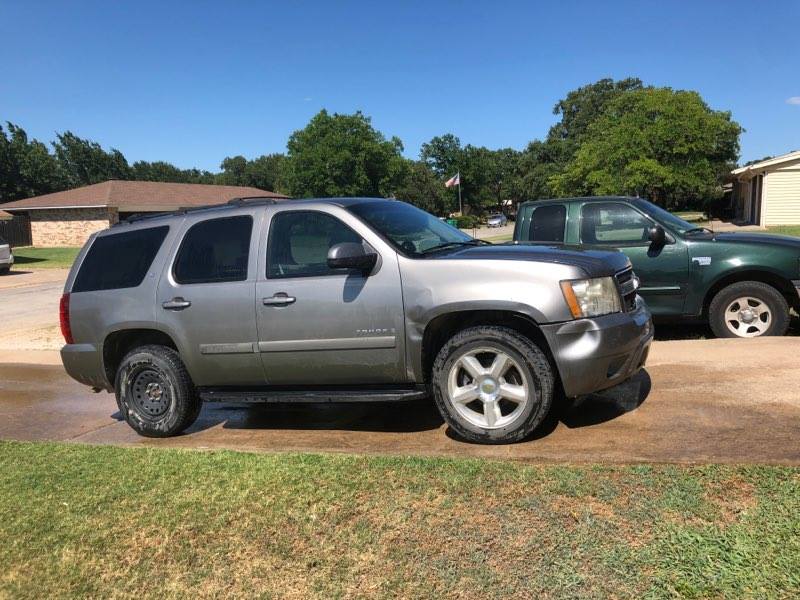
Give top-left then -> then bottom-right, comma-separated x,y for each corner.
541,297 -> 653,398
61,343 -> 109,389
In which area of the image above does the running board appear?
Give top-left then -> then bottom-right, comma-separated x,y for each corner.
199,386 -> 428,404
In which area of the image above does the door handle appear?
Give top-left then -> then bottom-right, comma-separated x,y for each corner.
162,297 -> 192,311
262,294 -> 296,306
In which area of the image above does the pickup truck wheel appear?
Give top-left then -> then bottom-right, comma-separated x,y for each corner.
709,281 -> 790,338
115,344 -> 201,437
0,266 -> 9,275
431,326 -> 553,444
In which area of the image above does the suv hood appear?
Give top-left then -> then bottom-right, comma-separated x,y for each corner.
430,243 -> 631,278
711,232 -> 800,250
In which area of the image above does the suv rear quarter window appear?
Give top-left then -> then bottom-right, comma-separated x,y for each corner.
73,226 -> 169,292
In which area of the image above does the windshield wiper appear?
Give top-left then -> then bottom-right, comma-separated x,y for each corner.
420,240 -> 490,254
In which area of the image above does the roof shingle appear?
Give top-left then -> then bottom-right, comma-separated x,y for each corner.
0,180 -> 289,212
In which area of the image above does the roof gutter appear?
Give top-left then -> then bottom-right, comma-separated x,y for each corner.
2,205 -> 109,211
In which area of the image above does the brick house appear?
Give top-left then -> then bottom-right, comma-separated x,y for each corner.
1,180 -> 289,247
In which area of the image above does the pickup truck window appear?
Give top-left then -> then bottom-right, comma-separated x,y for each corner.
348,200 -> 472,256
267,211 -> 362,278
581,203 -> 652,245
631,198 -> 695,235
173,216 -> 252,284
526,204 -> 566,242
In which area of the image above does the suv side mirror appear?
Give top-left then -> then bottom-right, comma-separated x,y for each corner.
327,242 -> 377,273
648,225 -> 667,246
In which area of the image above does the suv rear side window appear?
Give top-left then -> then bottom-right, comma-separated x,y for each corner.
581,203 -> 652,244
527,205 -> 566,242
73,226 -> 169,292
173,216 -> 253,284
267,211 -> 362,278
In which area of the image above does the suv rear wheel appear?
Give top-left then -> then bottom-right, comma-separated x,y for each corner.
431,326 -> 554,444
709,281 -> 790,338
115,345 -> 201,437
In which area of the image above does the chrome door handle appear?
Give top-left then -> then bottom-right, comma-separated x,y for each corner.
162,297 -> 192,310
262,294 -> 296,306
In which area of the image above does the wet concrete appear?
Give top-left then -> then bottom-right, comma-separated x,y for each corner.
1,337 -> 799,464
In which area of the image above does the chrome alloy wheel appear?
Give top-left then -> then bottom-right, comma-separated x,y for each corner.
446,347 -> 531,429
725,296 -> 772,337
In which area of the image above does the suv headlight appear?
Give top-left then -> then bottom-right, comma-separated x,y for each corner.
560,277 -> 622,319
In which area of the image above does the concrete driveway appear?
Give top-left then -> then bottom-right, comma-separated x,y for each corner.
1,337 -> 798,464
0,268 -> 67,351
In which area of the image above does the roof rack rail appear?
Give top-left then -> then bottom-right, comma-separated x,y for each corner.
227,196 -> 278,206
115,196 -> 278,227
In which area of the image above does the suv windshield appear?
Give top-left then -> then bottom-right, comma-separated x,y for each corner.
631,198 -> 696,235
348,200 -> 476,256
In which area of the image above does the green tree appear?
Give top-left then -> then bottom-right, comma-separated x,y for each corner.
131,160 -> 216,184
548,77 -> 644,143
285,110 -> 405,197
550,87 -> 742,207
393,160 -> 450,215
0,122 -> 65,202
219,153 -> 287,193
53,131 -> 131,186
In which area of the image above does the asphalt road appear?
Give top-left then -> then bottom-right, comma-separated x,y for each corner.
1,338 -> 798,464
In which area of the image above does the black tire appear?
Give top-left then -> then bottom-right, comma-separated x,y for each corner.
0,266 -> 9,275
708,281 -> 790,338
431,326 -> 554,444
114,344 -> 201,437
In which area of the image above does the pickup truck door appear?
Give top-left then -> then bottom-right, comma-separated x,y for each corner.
255,207 -> 406,385
578,201 -> 689,315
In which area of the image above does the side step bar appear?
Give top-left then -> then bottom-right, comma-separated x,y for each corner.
199,385 -> 429,404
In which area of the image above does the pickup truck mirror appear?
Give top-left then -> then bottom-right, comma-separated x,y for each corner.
327,242 -> 377,273
648,225 -> 667,246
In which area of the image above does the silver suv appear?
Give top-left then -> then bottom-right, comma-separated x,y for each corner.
61,198 -> 652,443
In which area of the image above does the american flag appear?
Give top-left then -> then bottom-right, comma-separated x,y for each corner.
445,172 -> 460,188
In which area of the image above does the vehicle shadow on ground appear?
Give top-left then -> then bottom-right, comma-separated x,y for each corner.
652,313 -> 800,340
179,369 -> 652,443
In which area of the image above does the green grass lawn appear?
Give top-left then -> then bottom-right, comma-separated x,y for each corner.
0,441 -> 797,598
767,225 -> 800,237
11,246 -> 80,269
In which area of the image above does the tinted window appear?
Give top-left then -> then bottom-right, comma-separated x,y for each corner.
73,226 -> 168,292
581,203 -> 652,244
267,211 -> 362,278
528,205 -> 566,242
174,216 -> 252,284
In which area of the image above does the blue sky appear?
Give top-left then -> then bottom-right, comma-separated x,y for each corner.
2,0 -> 798,171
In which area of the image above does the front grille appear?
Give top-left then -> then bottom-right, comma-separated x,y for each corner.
615,267 -> 639,312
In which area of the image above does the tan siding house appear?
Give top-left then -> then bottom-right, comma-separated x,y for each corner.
731,150 -> 800,226
1,180 -> 288,247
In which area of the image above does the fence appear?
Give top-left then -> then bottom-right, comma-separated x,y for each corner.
0,214 -> 32,247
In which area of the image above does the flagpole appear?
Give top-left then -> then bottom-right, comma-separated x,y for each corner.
458,172 -> 462,215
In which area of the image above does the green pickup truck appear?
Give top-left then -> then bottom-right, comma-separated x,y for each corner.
513,196 -> 800,338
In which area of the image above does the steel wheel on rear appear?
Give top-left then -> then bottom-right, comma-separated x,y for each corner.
724,296 -> 772,338
447,347 -> 530,429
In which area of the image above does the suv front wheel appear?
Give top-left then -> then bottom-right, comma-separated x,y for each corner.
431,326 -> 554,444
115,345 -> 202,437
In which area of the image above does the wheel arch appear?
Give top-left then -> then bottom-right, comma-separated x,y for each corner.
702,269 -> 798,316
419,308 -> 560,391
102,328 -> 180,388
